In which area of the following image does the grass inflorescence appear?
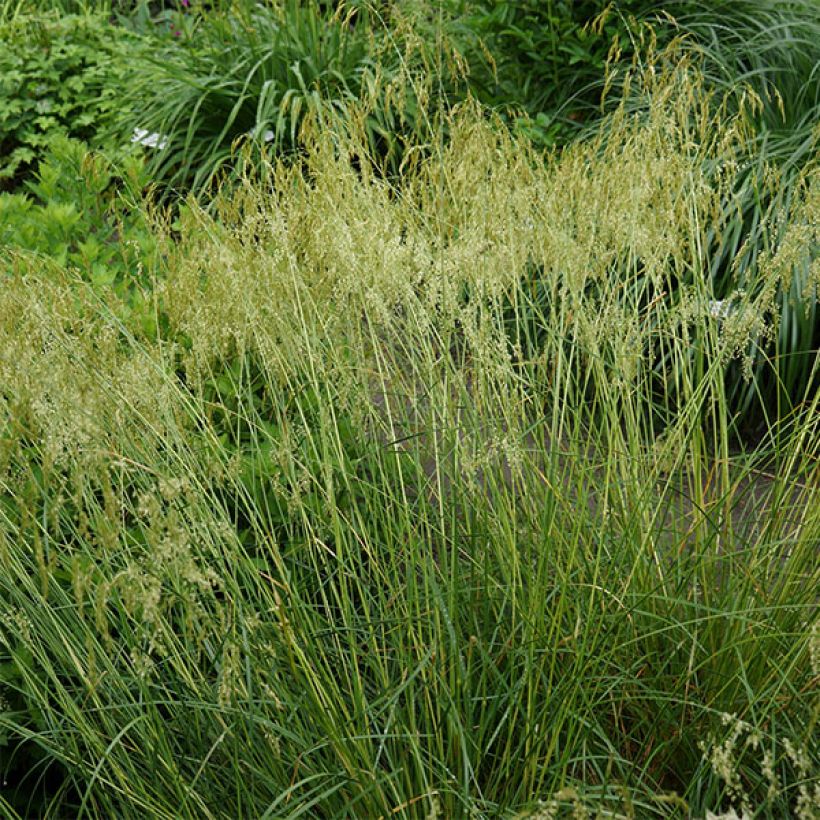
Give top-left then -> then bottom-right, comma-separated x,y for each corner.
0,51 -> 817,818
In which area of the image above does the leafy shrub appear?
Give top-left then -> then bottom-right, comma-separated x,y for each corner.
0,12 -> 145,189
0,137 -> 161,337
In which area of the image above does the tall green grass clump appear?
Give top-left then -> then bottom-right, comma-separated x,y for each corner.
0,55 -> 818,817
617,0 -> 820,431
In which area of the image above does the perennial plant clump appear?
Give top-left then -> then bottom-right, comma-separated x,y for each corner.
115,0 -> 468,194
0,40 -> 817,820
597,0 -> 820,428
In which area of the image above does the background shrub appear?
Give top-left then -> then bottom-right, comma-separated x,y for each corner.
449,0 -> 655,148
0,138 -> 161,337
0,13 -> 145,189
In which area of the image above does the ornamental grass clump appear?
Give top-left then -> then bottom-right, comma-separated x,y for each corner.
602,0 -> 820,431
0,55 -> 817,818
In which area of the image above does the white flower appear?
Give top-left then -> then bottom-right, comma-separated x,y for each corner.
131,127 -> 168,150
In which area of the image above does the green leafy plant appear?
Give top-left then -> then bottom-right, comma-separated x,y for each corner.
449,0 -> 649,148
0,137 -> 160,336
0,12 -> 145,189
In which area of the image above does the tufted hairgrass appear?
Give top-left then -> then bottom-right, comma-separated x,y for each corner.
609,0 -> 820,432
0,54 -> 817,817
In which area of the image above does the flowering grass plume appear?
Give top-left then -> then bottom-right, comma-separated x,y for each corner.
0,52 -> 817,818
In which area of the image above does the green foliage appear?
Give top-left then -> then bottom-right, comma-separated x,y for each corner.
1,0 -> 169,24
669,0 -> 820,428
0,13 -> 144,189
0,87 -> 818,816
194,351 -> 385,555
1,1 -> 117,23
450,0 -> 648,147
115,0 -> 440,194
0,137 -> 161,337
0,3 -> 815,815
591,0 -> 820,432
